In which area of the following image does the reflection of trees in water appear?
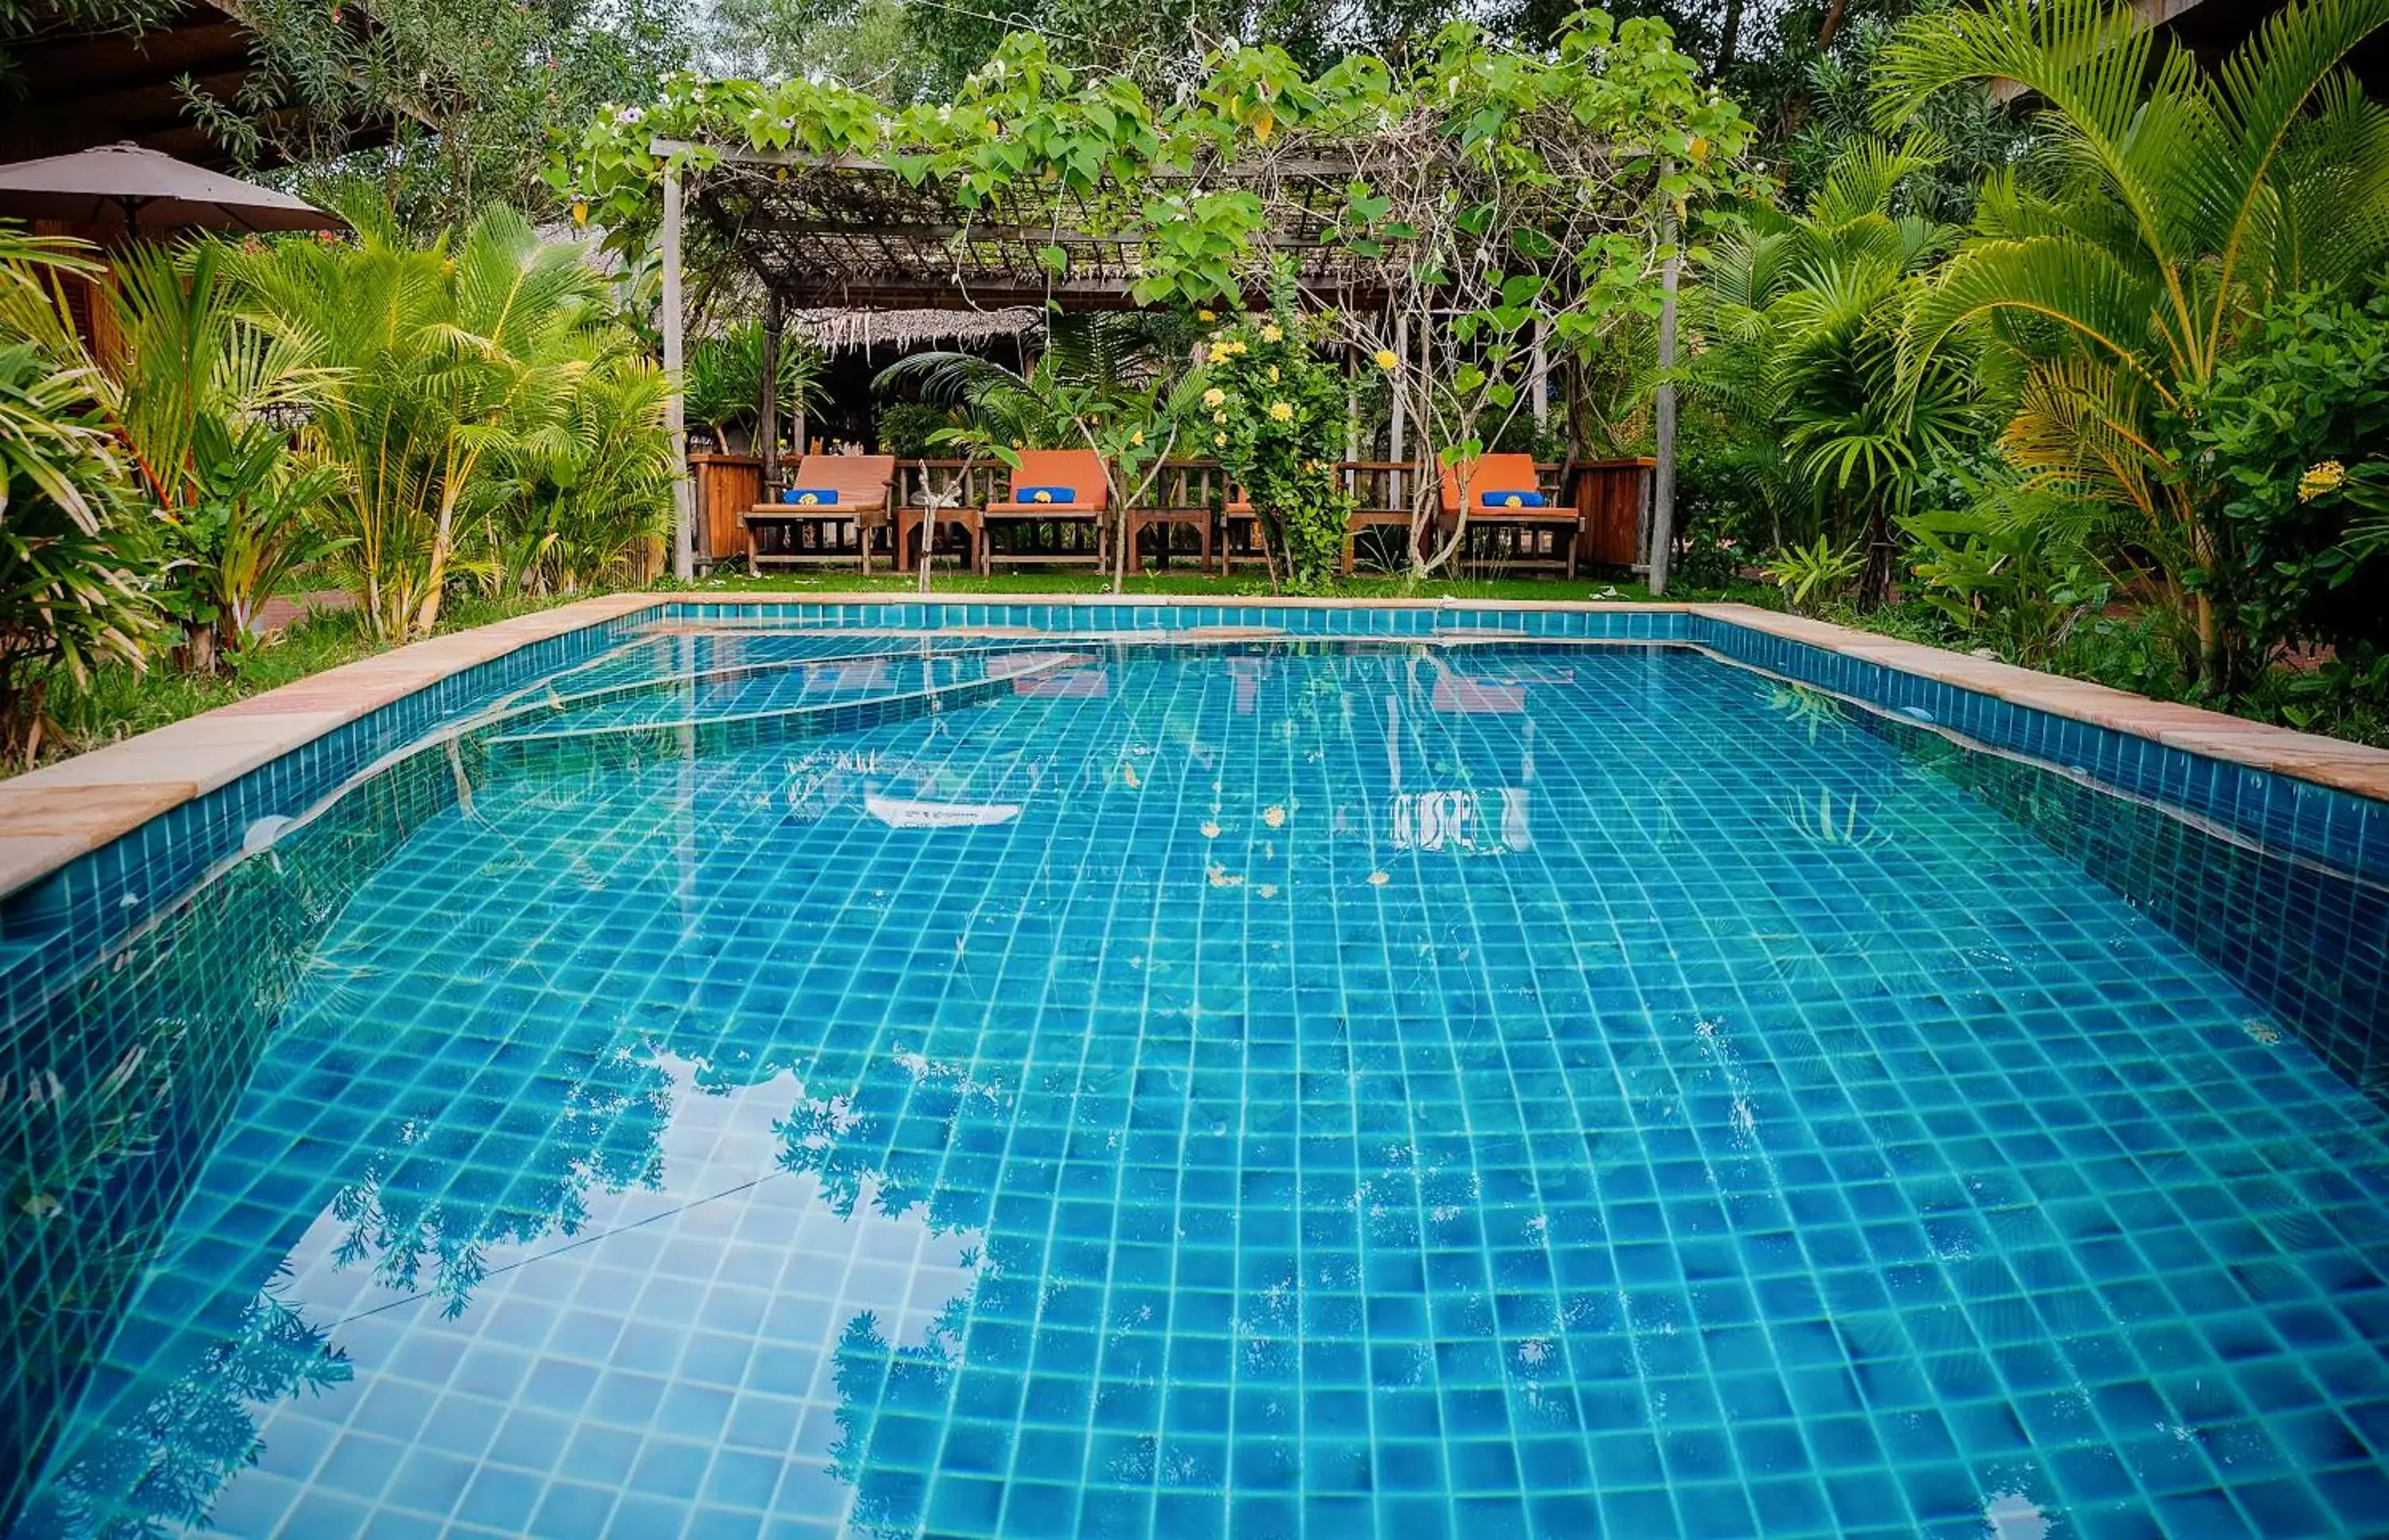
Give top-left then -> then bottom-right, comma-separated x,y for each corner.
10,760 -> 701,1537
14,1268 -> 348,1540
0,737 -> 442,1531
826,1299 -> 979,1540
777,1046 -> 1005,1537
322,1033 -> 674,1316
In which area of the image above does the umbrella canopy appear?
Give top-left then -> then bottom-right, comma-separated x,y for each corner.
0,143 -> 342,235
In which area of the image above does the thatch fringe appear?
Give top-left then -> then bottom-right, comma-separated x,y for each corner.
788,307 -> 1043,354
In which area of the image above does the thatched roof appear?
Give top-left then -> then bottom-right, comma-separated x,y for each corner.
787,306 -> 1042,353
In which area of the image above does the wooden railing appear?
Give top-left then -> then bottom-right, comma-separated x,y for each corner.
696,451 -> 1652,568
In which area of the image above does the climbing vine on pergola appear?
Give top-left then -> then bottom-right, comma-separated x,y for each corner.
552,8 -> 1756,574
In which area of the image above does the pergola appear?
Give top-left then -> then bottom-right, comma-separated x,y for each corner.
651,136 -> 1675,582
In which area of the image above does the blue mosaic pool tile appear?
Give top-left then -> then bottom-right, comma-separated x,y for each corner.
7,640 -> 2387,1539
6,605 -> 2389,1539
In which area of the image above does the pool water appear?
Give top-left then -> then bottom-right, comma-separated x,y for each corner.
13,639 -> 2389,1538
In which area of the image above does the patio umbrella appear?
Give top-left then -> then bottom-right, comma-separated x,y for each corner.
0,142 -> 342,235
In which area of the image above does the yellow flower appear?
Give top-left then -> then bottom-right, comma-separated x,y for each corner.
1269,401 -> 1293,422
1198,308 -> 1218,322
1202,387 -> 1226,408
1374,348 -> 1398,369
1224,340 -> 1248,356
1214,432 -> 1227,446
1266,365 -> 1280,383
2299,459 -> 2348,502
1261,323 -> 1283,343
1212,410 -> 1226,424
1130,430 -> 1144,446
1207,343 -> 1231,365
570,201 -> 588,225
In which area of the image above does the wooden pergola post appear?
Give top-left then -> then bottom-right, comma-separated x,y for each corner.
1531,320 -> 1550,432
1648,175 -> 1682,596
1389,309 -> 1408,511
661,159 -> 693,580
758,289 -> 781,497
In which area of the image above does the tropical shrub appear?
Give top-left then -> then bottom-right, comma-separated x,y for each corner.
874,401 -> 952,459
155,419 -> 348,670
2176,282 -> 2389,682
0,338 -> 161,763
487,358 -> 679,593
1198,287 -> 1352,594
1901,497 -> 2113,669
1761,534 -> 1862,614
236,201 -> 631,640
682,319 -> 826,451
1688,135 -> 1984,606
1879,0 -> 2389,694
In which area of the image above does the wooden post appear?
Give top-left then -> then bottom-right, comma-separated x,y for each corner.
1649,174 -> 1681,597
759,289 -> 781,498
661,159 -> 693,580
1389,309 -> 1408,511
1531,320 -> 1550,431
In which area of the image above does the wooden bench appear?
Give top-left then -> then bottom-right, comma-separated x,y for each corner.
741,455 -> 896,573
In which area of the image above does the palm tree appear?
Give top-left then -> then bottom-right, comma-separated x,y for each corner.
1878,0 -> 2389,691
1690,137 -> 1980,605
487,357 -> 679,593
870,311 -> 1183,448
237,200 -> 614,640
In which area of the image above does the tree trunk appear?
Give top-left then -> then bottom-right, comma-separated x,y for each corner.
1716,0 -> 1746,75
183,622 -> 218,676
1857,502 -> 1894,611
1818,0 -> 1850,52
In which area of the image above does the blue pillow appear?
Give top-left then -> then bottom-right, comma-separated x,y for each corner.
1480,489 -> 1546,508
1015,485 -> 1077,505
781,487 -> 839,506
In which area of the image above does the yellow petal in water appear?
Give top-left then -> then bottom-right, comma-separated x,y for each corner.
1258,883 -> 1279,897
1262,804 -> 1286,828
1207,863 -> 1245,888
1367,870 -> 1390,887
1200,819 -> 1221,838
1122,762 -> 1140,788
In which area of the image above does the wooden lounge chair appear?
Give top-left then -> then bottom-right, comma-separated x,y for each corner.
981,449 -> 1108,573
743,455 -> 897,574
1439,453 -> 1579,577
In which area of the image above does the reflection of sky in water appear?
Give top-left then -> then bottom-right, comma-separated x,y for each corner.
16,644 -> 2389,1538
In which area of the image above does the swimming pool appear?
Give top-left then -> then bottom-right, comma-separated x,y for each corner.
5,603 -> 2387,1538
